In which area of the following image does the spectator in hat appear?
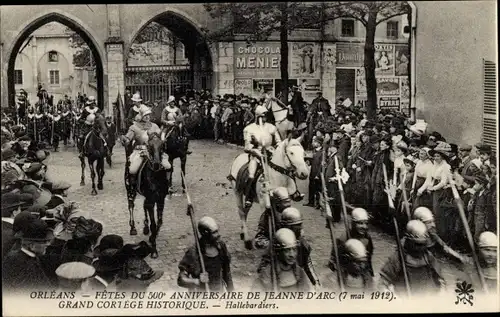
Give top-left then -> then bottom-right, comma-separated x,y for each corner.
55,261 -> 96,291
476,144 -> 492,166
83,248 -> 124,291
93,234 -> 124,259
45,181 -> 71,210
58,216 -> 103,265
2,217 -> 56,292
468,173 -> 491,241
304,135 -> 324,208
2,205 -> 36,259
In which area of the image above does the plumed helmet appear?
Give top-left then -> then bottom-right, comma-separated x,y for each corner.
85,114 -> 96,125
131,93 -> 142,102
405,220 -> 429,243
477,231 -> 497,249
272,187 -> 289,201
344,239 -> 368,261
139,104 -> 152,118
281,207 -> 303,226
254,105 -> 268,117
198,216 -> 219,235
351,208 -> 369,222
413,206 -> 434,222
273,228 -> 298,250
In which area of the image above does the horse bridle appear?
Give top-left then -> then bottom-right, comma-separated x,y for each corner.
266,142 -> 300,179
145,132 -> 164,172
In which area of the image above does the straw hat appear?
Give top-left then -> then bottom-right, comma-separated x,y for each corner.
131,93 -> 142,103
428,142 -> 452,158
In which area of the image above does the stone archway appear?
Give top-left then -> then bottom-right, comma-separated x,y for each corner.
125,10 -> 215,103
6,12 -> 105,110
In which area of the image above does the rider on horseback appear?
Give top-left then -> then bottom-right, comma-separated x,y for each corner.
78,96 -> 107,158
243,105 -> 281,208
121,104 -> 171,186
160,96 -> 192,155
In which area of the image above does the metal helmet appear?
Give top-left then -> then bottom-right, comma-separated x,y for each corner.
254,105 -> 268,118
478,231 -> 498,249
281,207 -> 303,226
344,239 -> 368,261
405,220 -> 429,244
273,228 -> 298,250
351,208 -> 369,222
272,187 -> 289,201
198,216 -> 219,235
413,206 -> 434,222
139,104 -> 152,118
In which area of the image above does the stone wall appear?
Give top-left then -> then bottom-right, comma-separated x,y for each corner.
216,42 -> 234,96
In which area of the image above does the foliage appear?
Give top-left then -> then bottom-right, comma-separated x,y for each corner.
64,26 -> 96,69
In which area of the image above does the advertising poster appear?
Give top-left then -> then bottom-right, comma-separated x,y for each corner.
395,44 -> 410,76
299,78 -> 321,103
336,43 -> 364,68
233,42 -> 281,79
376,77 -> 400,96
355,68 -> 367,96
252,79 -> 274,98
400,77 -> 410,101
379,96 -> 401,111
274,79 -> 298,98
290,42 -> 321,79
234,79 -> 253,96
324,43 -> 336,80
375,44 -> 395,76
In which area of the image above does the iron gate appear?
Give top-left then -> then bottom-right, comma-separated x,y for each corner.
125,65 -> 213,103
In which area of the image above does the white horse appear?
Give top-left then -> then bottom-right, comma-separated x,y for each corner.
228,135 -> 309,249
265,97 -> 295,140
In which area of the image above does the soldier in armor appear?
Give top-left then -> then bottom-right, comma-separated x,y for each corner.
160,95 -> 192,155
177,217 -> 234,292
127,93 -> 142,129
78,97 -> 106,158
336,239 -> 375,291
25,106 -> 36,141
258,207 -> 321,288
379,220 -> 445,296
120,104 -> 171,186
328,208 -> 374,276
61,105 -> 73,146
254,187 -> 292,249
72,106 -> 82,145
252,228 -> 311,291
15,89 -> 29,124
50,110 -> 63,152
243,105 -> 282,208
34,108 -> 48,145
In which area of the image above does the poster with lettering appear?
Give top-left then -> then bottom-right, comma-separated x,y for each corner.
290,42 -> 321,79
379,96 -> 401,111
299,79 -> 321,103
336,43 -> 364,68
376,77 -> 400,96
274,79 -> 298,98
324,43 -> 336,80
395,44 -> 410,76
234,79 -> 253,96
355,68 -> 367,96
375,44 -> 395,76
400,77 -> 410,100
234,42 -> 281,79
252,79 -> 274,98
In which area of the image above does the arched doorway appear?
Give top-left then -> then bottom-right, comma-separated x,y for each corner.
125,11 -> 213,105
7,13 -> 104,110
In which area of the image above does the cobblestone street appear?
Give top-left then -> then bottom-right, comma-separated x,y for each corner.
45,139 -> 468,292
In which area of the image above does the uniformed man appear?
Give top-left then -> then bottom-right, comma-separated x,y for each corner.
61,105 -> 73,146
79,96 -> 100,122
379,220 -> 445,296
252,228 -> 311,291
178,217 -> 234,292
474,231 -> 497,291
242,105 -> 282,208
120,105 -> 171,186
25,106 -> 36,141
78,97 -> 106,158
50,110 -> 63,152
254,187 -> 292,249
328,208 -> 374,277
336,239 -> 375,291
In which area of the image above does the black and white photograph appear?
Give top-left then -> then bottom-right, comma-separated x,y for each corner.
0,2 -> 498,316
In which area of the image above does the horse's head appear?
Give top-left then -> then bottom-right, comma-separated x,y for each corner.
276,134 -> 309,180
146,131 -> 165,170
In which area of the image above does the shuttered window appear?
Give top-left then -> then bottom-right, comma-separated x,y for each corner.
482,59 -> 497,154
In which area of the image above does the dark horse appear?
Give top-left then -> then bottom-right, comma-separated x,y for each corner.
124,132 -> 170,258
79,114 -> 108,195
164,124 -> 189,194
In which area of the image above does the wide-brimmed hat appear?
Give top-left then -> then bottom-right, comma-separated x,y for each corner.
403,155 -> 418,166
476,143 -> 492,155
86,96 -> 96,104
12,211 -> 38,233
429,142 -> 452,158
94,234 -> 124,257
138,104 -> 152,119
131,93 -> 142,102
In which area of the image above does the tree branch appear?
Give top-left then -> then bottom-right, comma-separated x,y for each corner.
376,11 -> 408,25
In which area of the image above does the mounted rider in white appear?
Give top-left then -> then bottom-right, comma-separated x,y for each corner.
121,104 -> 171,186
242,105 -> 282,208
160,96 -> 192,155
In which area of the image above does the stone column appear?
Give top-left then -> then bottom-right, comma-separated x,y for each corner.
107,5 -> 121,38
105,40 -> 125,117
216,42 -> 234,96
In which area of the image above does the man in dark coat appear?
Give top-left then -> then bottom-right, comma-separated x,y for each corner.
304,135 -> 324,208
2,216 -> 56,292
290,85 -> 306,126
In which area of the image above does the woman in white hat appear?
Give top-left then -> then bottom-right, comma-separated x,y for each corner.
120,104 -> 171,185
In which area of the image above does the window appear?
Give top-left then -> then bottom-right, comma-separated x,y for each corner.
14,70 -> 23,85
341,19 -> 355,37
49,70 -> 60,85
387,21 -> 399,39
48,51 -> 58,62
483,60 -> 497,154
